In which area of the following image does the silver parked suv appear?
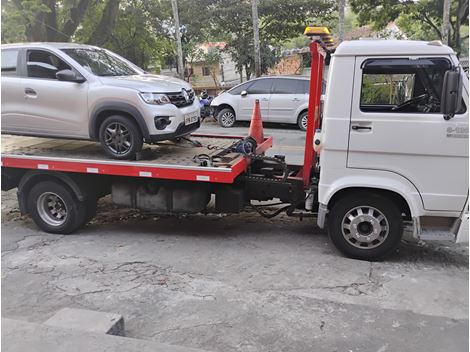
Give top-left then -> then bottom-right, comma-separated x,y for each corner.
1,43 -> 200,159
211,76 -> 311,130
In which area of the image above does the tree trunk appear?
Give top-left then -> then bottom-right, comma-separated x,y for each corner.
441,0 -> 451,45
58,0 -> 92,42
171,0 -> 185,80
87,0 -> 120,46
43,0 -> 58,41
338,0 -> 346,42
251,0 -> 261,77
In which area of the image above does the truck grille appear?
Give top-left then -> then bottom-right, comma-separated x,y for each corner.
166,89 -> 195,107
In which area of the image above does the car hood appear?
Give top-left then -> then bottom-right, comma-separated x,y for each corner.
210,92 -> 229,105
98,74 -> 193,93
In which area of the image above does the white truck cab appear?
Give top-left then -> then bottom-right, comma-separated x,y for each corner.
317,40 -> 468,258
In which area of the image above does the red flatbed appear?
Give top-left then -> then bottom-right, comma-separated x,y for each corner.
1,134 -> 273,184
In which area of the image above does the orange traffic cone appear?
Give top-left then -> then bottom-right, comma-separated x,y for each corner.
248,99 -> 264,145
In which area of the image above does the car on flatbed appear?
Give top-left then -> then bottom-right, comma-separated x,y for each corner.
1,43 -> 201,160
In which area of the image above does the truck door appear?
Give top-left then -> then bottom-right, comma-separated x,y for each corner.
348,56 -> 469,212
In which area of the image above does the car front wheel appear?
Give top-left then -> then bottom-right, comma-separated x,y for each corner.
218,108 -> 236,128
99,115 -> 143,160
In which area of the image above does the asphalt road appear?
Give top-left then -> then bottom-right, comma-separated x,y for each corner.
1,121 -> 469,352
198,119 -> 306,164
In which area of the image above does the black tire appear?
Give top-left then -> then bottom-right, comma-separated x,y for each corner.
99,115 -> 143,160
27,181 -> 88,234
327,193 -> 403,261
297,111 -> 308,131
217,108 -> 236,128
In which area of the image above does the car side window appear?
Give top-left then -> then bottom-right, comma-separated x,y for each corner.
229,82 -> 252,95
26,50 -> 71,80
272,78 -> 301,94
1,49 -> 19,76
360,57 -> 465,114
246,79 -> 274,94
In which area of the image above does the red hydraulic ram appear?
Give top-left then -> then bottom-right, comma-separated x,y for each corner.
299,39 -> 326,188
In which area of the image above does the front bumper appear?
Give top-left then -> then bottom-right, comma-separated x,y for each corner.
147,119 -> 201,143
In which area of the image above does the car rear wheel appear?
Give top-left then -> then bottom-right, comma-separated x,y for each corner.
328,193 -> 403,260
297,111 -> 308,131
218,108 -> 236,128
99,115 -> 143,160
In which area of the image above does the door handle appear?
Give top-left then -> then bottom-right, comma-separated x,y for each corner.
261,98 -> 269,101
292,98 -> 300,102
351,125 -> 372,131
24,88 -> 37,98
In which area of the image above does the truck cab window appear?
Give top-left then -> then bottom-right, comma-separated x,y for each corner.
360,58 -> 458,114
26,50 -> 71,80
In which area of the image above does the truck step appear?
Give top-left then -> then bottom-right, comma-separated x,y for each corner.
420,229 -> 456,241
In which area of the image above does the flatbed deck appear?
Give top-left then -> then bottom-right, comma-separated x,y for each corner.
1,134 -> 273,184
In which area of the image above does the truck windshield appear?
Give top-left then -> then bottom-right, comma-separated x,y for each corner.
62,48 -> 141,77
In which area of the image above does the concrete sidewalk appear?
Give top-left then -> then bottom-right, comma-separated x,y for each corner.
2,318 -> 211,352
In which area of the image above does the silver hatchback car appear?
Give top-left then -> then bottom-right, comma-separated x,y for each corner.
1,43 -> 200,159
211,76 -> 313,130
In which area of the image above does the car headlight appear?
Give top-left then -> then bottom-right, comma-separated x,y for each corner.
139,92 -> 171,105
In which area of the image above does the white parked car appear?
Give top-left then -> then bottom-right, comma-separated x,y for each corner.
211,76 -> 315,130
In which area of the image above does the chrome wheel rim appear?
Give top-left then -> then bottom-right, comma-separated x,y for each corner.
300,114 -> 308,130
341,206 -> 389,249
104,122 -> 132,155
220,111 -> 235,127
37,192 -> 68,226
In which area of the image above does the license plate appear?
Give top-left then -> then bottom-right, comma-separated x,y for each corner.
184,111 -> 199,125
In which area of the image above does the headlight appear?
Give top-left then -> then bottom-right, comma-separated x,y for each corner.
139,92 -> 171,105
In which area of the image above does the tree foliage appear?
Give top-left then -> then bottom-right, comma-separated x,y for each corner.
1,0 -> 336,74
349,0 -> 469,54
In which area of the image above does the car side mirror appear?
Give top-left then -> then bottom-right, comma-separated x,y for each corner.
241,90 -> 248,97
441,70 -> 462,120
56,69 -> 85,83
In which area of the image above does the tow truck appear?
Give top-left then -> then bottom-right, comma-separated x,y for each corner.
2,28 -> 468,260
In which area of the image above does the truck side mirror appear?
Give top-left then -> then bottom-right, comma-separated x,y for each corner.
56,69 -> 85,83
241,90 -> 248,97
441,70 -> 462,120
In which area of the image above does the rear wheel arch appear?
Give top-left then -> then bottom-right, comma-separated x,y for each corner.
17,171 -> 95,214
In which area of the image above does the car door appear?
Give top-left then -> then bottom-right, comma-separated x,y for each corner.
348,56 -> 469,212
238,78 -> 273,121
17,48 -> 89,138
1,48 -> 24,132
269,78 -> 307,123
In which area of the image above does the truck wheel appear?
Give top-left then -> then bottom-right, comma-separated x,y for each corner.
99,115 -> 143,160
328,194 -> 403,260
27,181 -> 87,234
297,111 -> 308,131
218,108 -> 236,128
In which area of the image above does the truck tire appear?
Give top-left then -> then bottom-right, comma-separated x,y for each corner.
27,181 -> 88,234
99,115 -> 143,160
218,108 -> 236,128
328,194 -> 403,260
297,111 -> 308,131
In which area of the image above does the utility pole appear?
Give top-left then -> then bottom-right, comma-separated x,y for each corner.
338,0 -> 346,42
442,0 -> 451,45
171,0 -> 184,79
252,0 -> 261,78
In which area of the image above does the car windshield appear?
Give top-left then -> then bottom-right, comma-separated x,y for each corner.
61,48 -> 141,77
